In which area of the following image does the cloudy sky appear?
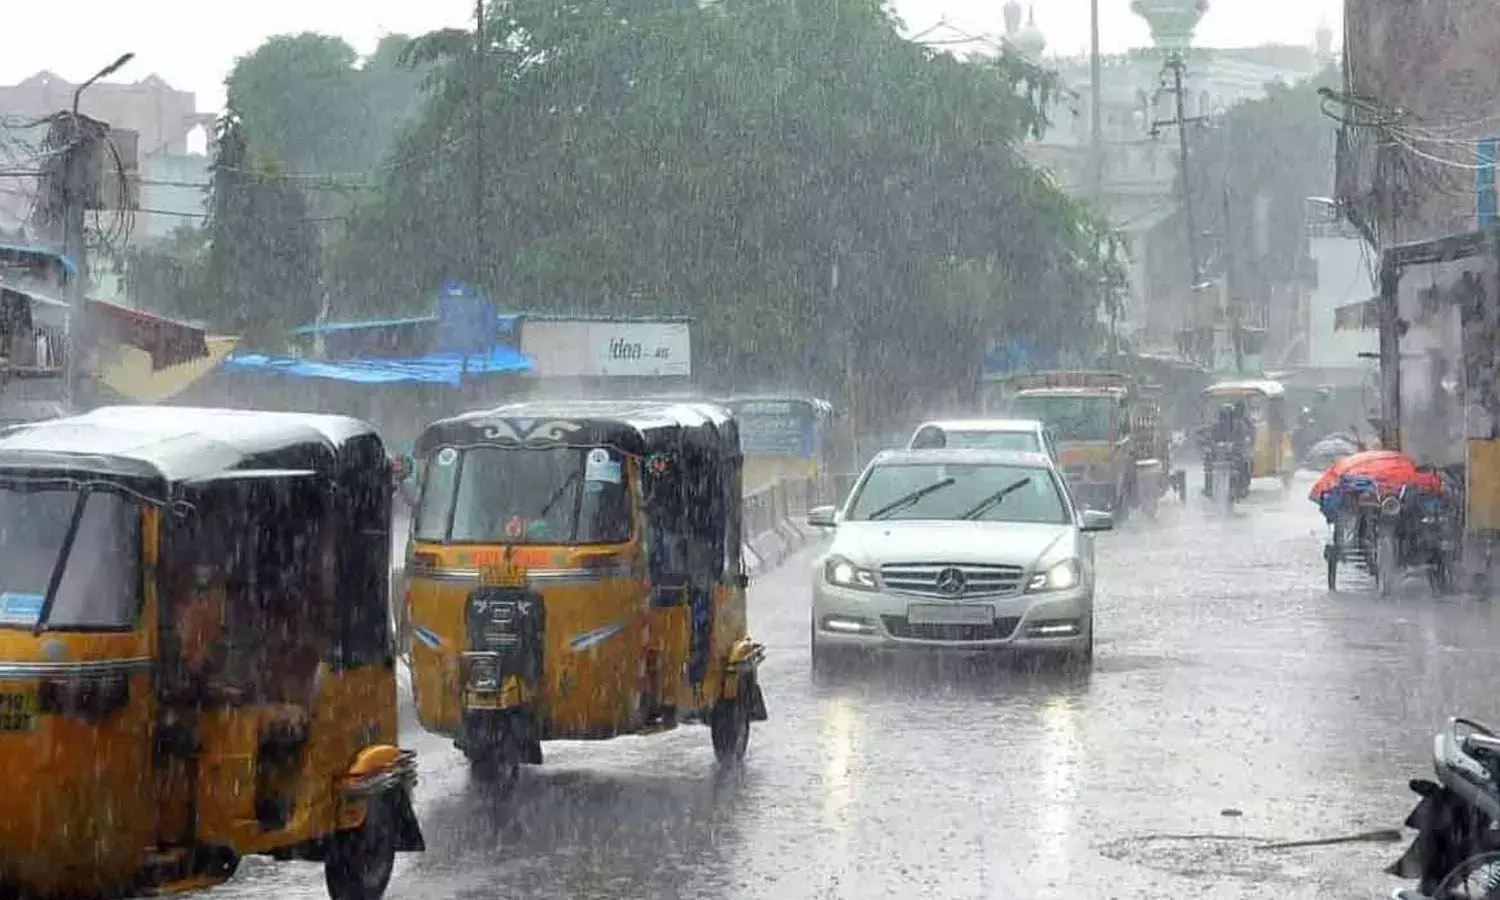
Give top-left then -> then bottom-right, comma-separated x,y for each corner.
5,0 -> 1341,113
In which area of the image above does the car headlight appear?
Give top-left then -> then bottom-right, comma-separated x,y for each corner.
824,556 -> 878,591
1028,559 -> 1081,592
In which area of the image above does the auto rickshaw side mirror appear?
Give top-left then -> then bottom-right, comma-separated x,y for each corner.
807,506 -> 838,528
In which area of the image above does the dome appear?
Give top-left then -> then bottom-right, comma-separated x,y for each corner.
1014,6 -> 1046,57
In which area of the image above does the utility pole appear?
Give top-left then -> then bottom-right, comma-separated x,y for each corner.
1089,0 -> 1103,201
473,0 -> 486,285
1090,0 -> 1113,362
1222,183 -> 1244,373
62,52 -> 134,410
1151,51 -> 1208,364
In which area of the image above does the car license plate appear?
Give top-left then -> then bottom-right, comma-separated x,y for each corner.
0,691 -> 37,732
907,604 -> 994,626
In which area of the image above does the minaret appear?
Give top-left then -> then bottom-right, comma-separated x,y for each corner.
1003,0 -> 1023,38
1014,5 -> 1046,59
1315,18 -> 1334,62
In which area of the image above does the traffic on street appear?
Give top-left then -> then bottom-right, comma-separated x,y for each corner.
212,471 -> 1488,900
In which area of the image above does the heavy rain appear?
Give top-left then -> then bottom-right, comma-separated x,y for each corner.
2,0 -> 1500,898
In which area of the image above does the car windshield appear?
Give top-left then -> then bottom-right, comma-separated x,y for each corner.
940,430 -> 1041,452
0,486 -> 141,630
847,462 -> 1069,524
416,445 -> 632,545
1010,395 -> 1116,442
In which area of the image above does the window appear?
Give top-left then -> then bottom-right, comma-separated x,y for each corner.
942,430 -> 1042,453
423,446 -> 632,545
1009,395 -> 1118,442
0,487 -> 141,630
734,401 -> 814,456
847,463 -> 1069,524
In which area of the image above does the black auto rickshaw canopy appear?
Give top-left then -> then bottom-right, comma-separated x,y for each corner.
0,406 -> 392,666
416,399 -> 744,564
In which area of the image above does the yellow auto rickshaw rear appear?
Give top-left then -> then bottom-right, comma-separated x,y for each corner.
0,406 -> 424,900
405,400 -> 767,788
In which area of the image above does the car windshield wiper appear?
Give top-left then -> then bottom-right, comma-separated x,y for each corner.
959,477 -> 1032,521
866,477 -> 956,521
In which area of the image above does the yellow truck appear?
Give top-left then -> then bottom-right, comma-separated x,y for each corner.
986,371 -> 1179,517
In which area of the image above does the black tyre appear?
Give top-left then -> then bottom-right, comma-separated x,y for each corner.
1377,530 -> 1399,597
710,680 -> 752,765
1431,849 -> 1500,899
1071,617 -> 1095,668
466,743 -> 520,794
325,793 -> 398,900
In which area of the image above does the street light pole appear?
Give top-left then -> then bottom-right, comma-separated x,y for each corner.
64,51 -> 133,410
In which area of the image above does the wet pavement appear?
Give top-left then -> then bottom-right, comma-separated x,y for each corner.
212,472 -> 1500,899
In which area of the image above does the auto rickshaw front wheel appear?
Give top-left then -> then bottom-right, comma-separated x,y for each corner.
711,679 -> 754,764
325,792 -> 398,900
466,743 -> 521,794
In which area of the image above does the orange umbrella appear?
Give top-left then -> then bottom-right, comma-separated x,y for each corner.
1309,449 -> 1442,501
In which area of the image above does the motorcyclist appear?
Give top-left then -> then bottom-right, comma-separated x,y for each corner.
1203,402 -> 1253,496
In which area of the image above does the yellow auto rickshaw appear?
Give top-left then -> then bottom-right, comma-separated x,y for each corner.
1202,380 -> 1297,486
404,400 -> 766,787
725,395 -> 835,493
0,406 -> 423,900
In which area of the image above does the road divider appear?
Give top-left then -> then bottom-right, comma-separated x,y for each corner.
742,474 -> 846,578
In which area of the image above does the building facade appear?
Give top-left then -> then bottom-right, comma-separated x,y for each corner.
1000,0 -> 1332,364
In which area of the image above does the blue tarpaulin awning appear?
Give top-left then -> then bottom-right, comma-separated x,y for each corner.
221,345 -> 534,385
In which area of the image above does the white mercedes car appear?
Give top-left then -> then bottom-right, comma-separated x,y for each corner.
807,447 -> 1112,668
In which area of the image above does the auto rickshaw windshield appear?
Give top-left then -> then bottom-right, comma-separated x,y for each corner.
0,484 -> 141,630
416,445 -> 633,545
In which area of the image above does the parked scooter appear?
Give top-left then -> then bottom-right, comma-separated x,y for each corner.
1387,717 -> 1500,898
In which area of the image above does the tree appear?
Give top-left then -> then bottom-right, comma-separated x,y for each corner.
123,224 -> 209,322
331,0 -> 1120,425
202,113 -> 322,347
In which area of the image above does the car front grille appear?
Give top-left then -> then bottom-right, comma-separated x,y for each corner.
879,563 -> 1025,598
881,615 -> 1022,642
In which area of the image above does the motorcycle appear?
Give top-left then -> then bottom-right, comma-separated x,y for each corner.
1387,717 -> 1500,898
1202,437 -> 1250,514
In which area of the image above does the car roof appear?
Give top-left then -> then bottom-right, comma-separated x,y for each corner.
914,418 -> 1045,433
872,447 -> 1055,468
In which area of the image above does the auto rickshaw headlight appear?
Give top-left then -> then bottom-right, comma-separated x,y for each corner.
824,556 -> 878,591
464,653 -> 501,693
1028,559 -> 1080,593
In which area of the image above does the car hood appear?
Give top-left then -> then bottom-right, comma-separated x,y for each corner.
829,520 -> 1074,569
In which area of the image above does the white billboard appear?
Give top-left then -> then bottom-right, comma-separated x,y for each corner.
520,319 -> 691,378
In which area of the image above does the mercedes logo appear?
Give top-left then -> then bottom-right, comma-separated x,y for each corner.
935,567 -> 966,596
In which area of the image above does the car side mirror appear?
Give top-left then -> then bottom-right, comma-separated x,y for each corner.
1080,510 -> 1114,532
807,505 -> 838,528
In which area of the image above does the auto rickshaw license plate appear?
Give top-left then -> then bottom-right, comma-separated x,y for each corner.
0,691 -> 38,732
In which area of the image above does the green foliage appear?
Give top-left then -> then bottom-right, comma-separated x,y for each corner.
324,0 -> 1121,419
123,224 -> 209,322
202,114 -> 322,347
225,32 -> 429,179
1189,66 -> 1340,282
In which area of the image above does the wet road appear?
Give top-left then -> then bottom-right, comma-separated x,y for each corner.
217,473 -> 1500,899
